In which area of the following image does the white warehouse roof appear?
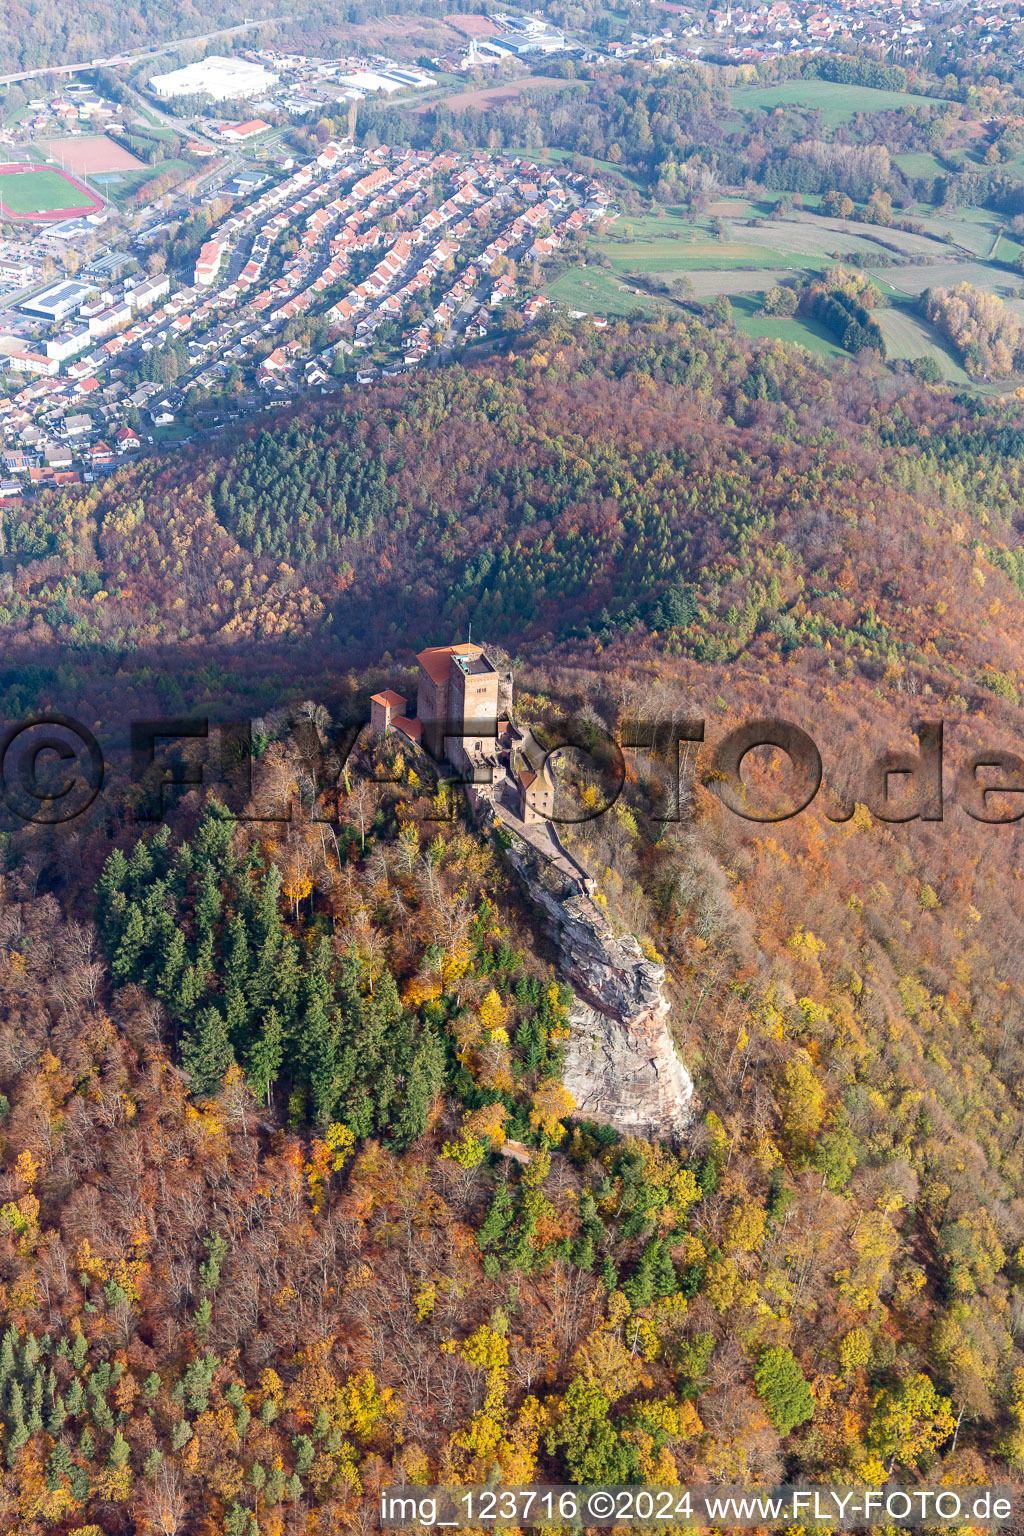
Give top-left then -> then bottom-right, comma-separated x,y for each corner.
149,55 -> 278,101
335,68 -> 430,94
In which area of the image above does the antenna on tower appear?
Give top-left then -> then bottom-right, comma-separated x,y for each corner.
468,620 -> 473,645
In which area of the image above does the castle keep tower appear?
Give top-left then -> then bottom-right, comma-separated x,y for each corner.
415,642 -> 509,770
373,639 -> 551,812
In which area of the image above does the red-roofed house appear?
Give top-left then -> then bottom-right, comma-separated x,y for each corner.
195,240 -> 227,288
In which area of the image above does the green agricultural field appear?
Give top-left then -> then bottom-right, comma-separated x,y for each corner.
876,260 -> 1020,298
547,265 -> 846,357
134,109 -> 178,139
997,233 -> 1024,267
873,305 -> 972,384
602,208 -> 952,284
600,238 -> 796,273
728,292 -> 846,357
731,78 -> 938,126
999,150 -> 1024,182
544,266 -> 673,316
706,197 -> 772,218
602,208 -> 700,243
0,167 -> 87,213
727,212 -> 942,262
907,206 -> 1005,256
672,267 -> 801,297
866,273 -> 912,300
894,150 -> 947,180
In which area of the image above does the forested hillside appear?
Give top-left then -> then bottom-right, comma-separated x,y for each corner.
6,317 -> 1024,1529
5,311 -> 1024,701
0,1 -> 280,74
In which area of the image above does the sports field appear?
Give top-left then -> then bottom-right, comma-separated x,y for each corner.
0,164 -> 102,221
41,135 -> 144,173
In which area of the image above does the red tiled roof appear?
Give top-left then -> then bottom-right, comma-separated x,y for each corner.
416,646 -> 453,686
416,642 -> 482,687
392,716 -> 422,743
221,118 -> 270,138
371,689 -> 407,709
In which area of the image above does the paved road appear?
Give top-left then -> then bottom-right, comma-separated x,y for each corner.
0,276 -> 55,313
0,16 -> 293,88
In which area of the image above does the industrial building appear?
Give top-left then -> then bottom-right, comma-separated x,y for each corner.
217,118 -> 271,141
21,279 -> 93,323
334,67 -> 431,95
148,55 -> 278,102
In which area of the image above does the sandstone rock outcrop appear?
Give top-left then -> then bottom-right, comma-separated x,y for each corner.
500,835 -> 695,1138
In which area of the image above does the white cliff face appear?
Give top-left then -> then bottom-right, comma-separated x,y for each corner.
500,841 -> 695,1138
564,995 -> 694,1139
557,896 -> 694,1139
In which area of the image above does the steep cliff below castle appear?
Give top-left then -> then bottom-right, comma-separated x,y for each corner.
500,835 -> 695,1137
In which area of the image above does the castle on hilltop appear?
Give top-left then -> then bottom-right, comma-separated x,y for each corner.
370,641 -> 555,824
372,641 -> 695,1137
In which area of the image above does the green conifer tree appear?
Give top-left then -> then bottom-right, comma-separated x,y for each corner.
156,928 -> 187,1010
96,850 -> 129,942
182,1006 -> 234,1095
246,1007 -> 284,1105
111,903 -> 146,984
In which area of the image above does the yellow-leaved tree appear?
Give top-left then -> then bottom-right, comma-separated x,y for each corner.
529,1081 -> 576,1144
